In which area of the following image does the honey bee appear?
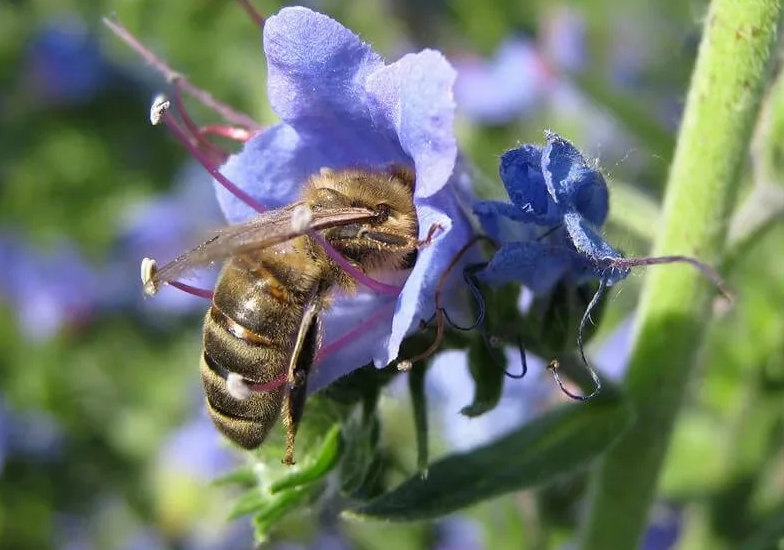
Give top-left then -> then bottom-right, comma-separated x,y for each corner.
141,165 -> 420,465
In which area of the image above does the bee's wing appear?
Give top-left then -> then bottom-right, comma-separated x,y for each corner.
145,203 -> 377,291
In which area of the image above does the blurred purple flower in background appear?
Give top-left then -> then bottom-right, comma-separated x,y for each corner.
157,413 -> 237,481
426,349 -> 555,451
540,6 -> 587,73
594,315 -> 636,381
22,15 -> 112,107
0,234 -> 101,340
452,38 -> 553,125
272,531 -> 356,550
217,6 -> 475,390
433,516 -> 484,550
0,396 -> 64,473
108,161 -> 224,315
452,9 -> 589,126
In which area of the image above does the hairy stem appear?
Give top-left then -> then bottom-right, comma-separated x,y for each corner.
578,2 -> 782,549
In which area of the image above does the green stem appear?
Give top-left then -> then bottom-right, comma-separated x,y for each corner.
578,2 -> 782,550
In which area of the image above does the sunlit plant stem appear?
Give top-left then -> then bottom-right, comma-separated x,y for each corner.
579,1 -> 783,550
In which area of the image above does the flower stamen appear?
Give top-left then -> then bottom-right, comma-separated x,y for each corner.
103,16 -> 262,131
234,0 -> 266,28
599,254 -> 733,303
198,125 -> 254,143
139,257 -> 214,300
147,94 -> 269,214
171,79 -> 229,165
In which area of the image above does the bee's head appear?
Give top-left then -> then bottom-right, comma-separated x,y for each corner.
303,165 -> 420,273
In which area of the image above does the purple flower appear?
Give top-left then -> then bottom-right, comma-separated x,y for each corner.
540,7 -> 588,73
452,37 -> 553,125
23,15 -> 110,106
475,132 -> 629,294
0,234 -> 100,340
217,7 -> 475,390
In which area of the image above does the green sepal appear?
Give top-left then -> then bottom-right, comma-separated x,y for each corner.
460,335 -> 506,418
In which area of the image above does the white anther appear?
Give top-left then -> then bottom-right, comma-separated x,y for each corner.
290,204 -> 313,233
397,360 -> 413,372
319,167 -> 334,176
149,94 -> 171,125
140,257 -> 159,296
226,373 -> 251,401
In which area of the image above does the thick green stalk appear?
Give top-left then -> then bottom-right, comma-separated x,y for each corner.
578,2 -> 782,550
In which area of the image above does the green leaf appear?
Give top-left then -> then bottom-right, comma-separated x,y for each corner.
347,393 -> 632,522
460,335 -> 505,417
252,487 -> 313,541
737,505 -> 784,550
407,362 -> 429,475
270,424 -> 343,493
211,467 -> 257,488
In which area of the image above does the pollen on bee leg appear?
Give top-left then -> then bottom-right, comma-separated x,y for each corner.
291,204 -> 313,233
140,257 -> 159,296
149,95 -> 171,126
226,373 -> 252,401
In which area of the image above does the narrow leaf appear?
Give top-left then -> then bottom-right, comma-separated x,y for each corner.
270,424 -> 343,493
348,393 -> 631,522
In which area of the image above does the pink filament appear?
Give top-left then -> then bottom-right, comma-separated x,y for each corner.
161,110 -> 268,214
234,0 -> 266,28
168,281 -> 214,300
199,125 -> 255,142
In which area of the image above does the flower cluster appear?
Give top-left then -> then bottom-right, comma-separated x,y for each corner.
475,131 -> 629,294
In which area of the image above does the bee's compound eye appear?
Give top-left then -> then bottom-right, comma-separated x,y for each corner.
226,372 -> 252,401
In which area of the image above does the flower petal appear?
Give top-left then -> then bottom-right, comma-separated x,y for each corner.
365,50 -> 458,199
474,200 -> 542,242
499,145 -> 562,225
309,293 -> 396,392
478,241 -> 575,294
217,125 -> 327,224
264,7 -> 382,129
563,211 -> 629,284
541,132 -> 608,226
263,8 -> 404,166
387,189 -> 475,364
